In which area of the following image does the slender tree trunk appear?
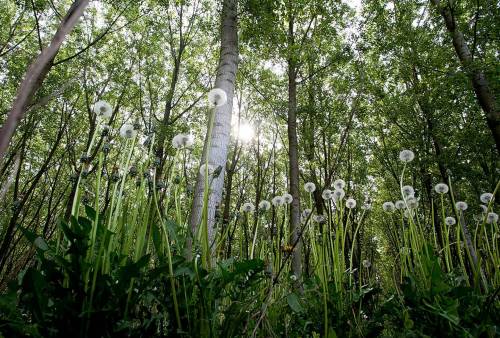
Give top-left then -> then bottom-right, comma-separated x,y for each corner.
287,11 -> 303,280
221,140 -> 241,257
155,48 -> 183,177
187,0 -> 238,256
0,0 -> 89,165
431,0 -> 500,153
0,115 -> 67,274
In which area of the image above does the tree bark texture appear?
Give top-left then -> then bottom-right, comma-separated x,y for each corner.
188,0 -> 238,251
431,0 -> 500,153
287,12 -> 303,279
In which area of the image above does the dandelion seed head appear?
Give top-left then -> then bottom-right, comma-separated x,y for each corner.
346,198 -> 356,209
258,200 -> 271,211
172,134 -> 183,149
486,212 -> 498,224
399,149 -> 415,163
208,88 -> 227,107
445,216 -> 456,226
480,193 -> 494,204
322,189 -> 332,200
480,204 -> 488,214
333,189 -> 345,201
333,179 -> 346,190
402,185 -> 414,197
406,196 -> 418,209
242,202 -> 255,213
361,203 -> 372,210
283,193 -> 293,204
119,124 -> 136,139
172,133 -> 194,149
382,201 -> 395,213
395,200 -> 405,210
304,182 -> 316,193
272,195 -> 285,207
434,183 -> 449,194
362,259 -> 371,268
93,100 -> 112,119
455,201 -> 468,211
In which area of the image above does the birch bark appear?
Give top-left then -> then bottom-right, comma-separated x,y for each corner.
188,0 -> 238,254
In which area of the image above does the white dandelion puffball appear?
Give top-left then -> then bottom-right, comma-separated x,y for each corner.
207,88 -> 227,107
480,193 -> 494,204
313,214 -> 325,223
199,163 -> 215,176
333,189 -> 345,201
290,274 -> 297,281
302,208 -> 312,217
304,182 -> 316,193
486,212 -> 498,224
120,124 -> 136,139
283,193 -> 293,204
172,134 -> 183,149
242,202 -> 255,213
259,200 -> 271,211
272,196 -> 285,207
346,198 -> 356,209
445,216 -> 456,226
406,196 -> 418,209
402,185 -> 414,197
172,133 -> 194,149
455,201 -> 468,211
399,149 -> 415,163
183,134 -> 194,147
322,189 -> 332,200
94,100 -> 112,119
434,183 -> 449,194
362,259 -> 371,268
361,203 -> 372,210
382,202 -> 395,212
333,179 -> 346,190
395,200 -> 405,210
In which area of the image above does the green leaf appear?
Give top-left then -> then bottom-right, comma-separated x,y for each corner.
85,205 -> 97,221
118,254 -> 151,282
33,237 -> 49,251
286,292 -> 304,313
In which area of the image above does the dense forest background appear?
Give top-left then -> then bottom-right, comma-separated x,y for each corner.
0,0 -> 498,337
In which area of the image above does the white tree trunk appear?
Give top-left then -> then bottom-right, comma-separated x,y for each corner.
188,0 -> 238,254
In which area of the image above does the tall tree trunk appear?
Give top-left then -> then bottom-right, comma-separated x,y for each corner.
287,10 -> 303,280
430,0 -> 500,153
188,0 -> 238,256
0,0 -> 89,165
